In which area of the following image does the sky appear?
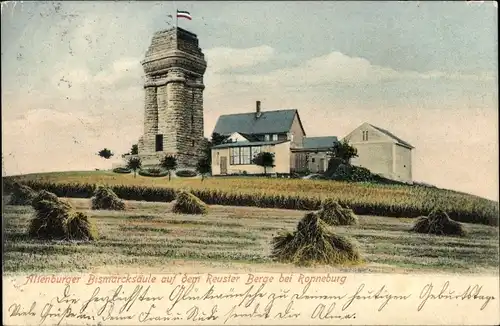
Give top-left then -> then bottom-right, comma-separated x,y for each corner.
1,1 -> 498,200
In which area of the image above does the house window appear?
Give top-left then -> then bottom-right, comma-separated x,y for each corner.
311,158 -> 315,163
155,134 -> 163,152
264,134 -> 270,141
230,147 -> 240,165
230,146 -> 262,165
251,146 -> 261,159
240,147 -> 251,164
272,134 -> 278,141
362,131 -> 369,141
216,152 -> 220,164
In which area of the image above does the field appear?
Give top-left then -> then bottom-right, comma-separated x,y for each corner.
3,198 -> 499,275
5,171 -> 499,225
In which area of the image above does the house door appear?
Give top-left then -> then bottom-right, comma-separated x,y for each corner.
319,158 -> 325,173
220,156 -> 228,175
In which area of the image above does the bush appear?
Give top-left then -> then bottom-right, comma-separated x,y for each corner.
176,170 -> 197,178
325,161 -> 374,183
28,199 -> 97,241
138,168 -> 169,178
350,166 -> 373,182
113,167 -> 131,174
326,157 -> 344,176
318,199 -> 358,226
411,209 -> 466,237
9,183 -> 36,205
271,213 -> 361,266
91,185 -> 125,210
172,191 -> 208,215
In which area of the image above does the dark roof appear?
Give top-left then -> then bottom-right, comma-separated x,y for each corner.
303,136 -> 338,149
212,140 -> 289,149
213,109 -> 302,136
369,124 -> 414,149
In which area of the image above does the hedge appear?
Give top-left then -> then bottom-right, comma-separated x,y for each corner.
15,180 -> 499,226
138,168 -> 170,178
113,167 -> 131,174
176,170 -> 197,177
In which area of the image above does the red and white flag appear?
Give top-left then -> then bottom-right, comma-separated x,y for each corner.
177,10 -> 192,20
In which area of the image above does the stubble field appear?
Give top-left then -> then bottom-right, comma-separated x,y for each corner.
3,198 -> 498,275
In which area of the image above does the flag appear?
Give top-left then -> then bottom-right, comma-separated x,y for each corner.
177,10 -> 192,20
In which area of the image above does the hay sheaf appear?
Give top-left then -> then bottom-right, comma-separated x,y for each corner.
31,190 -> 71,211
411,209 -> 466,237
91,185 -> 125,210
28,200 -> 70,240
172,191 -> 208,215
318,198 -> 358,226
28,199 -> 98,241
271,212 -> 361,266
67,212 -> 98,241
8,183 -> 36,205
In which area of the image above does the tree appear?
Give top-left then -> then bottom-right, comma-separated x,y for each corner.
126,157 -> 142,178
252,152 -> 275,175
97,148 -> 114,159
196,133 -> 229,178
196,157 -> 211,182
130,144 -> 139,155
211,132 -> 229,146
331,139 -> 358,163
161,155 -> 177,181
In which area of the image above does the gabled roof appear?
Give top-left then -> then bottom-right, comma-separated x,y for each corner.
213,109 -> 305,136
212,140 -> 289,149
303,136 -> 338,149
369,124 -> 414,149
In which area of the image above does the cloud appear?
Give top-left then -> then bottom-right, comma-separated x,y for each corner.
94,57 -> 142,86
204,45 -> 275,73
216,50 -> 495,87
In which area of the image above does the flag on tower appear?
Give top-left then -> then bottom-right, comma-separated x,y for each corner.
177,10 -> 192,20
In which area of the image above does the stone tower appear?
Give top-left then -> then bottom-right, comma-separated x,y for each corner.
137,27 -> 207,168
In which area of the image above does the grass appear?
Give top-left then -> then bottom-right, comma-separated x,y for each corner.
4,171 -> 499,225
3,197 -> 498,274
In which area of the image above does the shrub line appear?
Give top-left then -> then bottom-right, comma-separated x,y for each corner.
14,180 -> 499,226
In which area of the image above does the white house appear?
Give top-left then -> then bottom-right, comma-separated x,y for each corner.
210,101 -> 339,175
342,122 -> 414,182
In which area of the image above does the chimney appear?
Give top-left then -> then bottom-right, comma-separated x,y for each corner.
256,101 -> 262,118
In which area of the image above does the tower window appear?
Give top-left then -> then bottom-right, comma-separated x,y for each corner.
191,113 -> 194,127
192,140 -> 195,147
155,134 -> 163,152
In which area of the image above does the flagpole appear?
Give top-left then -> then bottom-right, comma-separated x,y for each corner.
173,1 -> 178,29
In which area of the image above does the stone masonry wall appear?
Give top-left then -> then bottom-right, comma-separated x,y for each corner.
138,27 -> 207,169
142,86 -> 158,153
